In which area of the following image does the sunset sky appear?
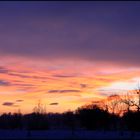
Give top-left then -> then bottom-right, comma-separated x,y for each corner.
0,2 -> 140,114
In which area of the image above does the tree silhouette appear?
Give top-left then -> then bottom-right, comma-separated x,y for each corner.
33,100 -> 46,114
76,105 -> 114,130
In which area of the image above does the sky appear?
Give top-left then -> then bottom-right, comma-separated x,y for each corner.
0,1 -> 140,114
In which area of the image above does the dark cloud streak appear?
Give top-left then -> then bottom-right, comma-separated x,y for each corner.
2,102 -> 14,106
53,74 -> 77,78
49,102 -> 59,105
48,89 -> 81,93
80,84 -> 87,88
0,66 -> 9,74
0,80 -> 11,86
16,100 -> 23,102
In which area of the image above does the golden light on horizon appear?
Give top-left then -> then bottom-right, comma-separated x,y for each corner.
0,56 -> 139,114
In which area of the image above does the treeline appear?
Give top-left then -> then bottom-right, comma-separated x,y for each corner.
0,104 -> 140,131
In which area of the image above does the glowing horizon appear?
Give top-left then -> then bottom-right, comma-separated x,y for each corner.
0,56 -> 139,114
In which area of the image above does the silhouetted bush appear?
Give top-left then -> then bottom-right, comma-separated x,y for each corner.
122,111 -> 140,131
24,113 -> 49,130
0,113 -> 22,129
76,105 -> 118,130
62,111 -> 76,130
0,104 -> 140,131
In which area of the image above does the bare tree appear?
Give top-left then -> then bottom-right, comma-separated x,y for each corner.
121,84 -> 140,112
121,92 -> 135,112
33,100 -> 46,114
103,94 -> 124,115
135,84 -> 140,111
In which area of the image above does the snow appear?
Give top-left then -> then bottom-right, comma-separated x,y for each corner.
0,130 -> 140,139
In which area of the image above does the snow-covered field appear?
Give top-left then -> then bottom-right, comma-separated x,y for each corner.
0,130 -> 140,139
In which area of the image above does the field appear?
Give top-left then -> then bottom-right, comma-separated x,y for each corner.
0,130 -> 140,139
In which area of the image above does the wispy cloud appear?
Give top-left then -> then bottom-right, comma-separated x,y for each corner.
80,84 -> 87,88
16,99 -> 23,102
48,89 -> 81,93
8,72 -> 51,80
53,74 -> 77,78
0,80 -> 11,86
49,102 -> 59,105
2,102 -> 14,106
0,66 -> 9,74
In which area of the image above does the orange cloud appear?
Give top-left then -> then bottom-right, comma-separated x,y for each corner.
0,57 -> 140,114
